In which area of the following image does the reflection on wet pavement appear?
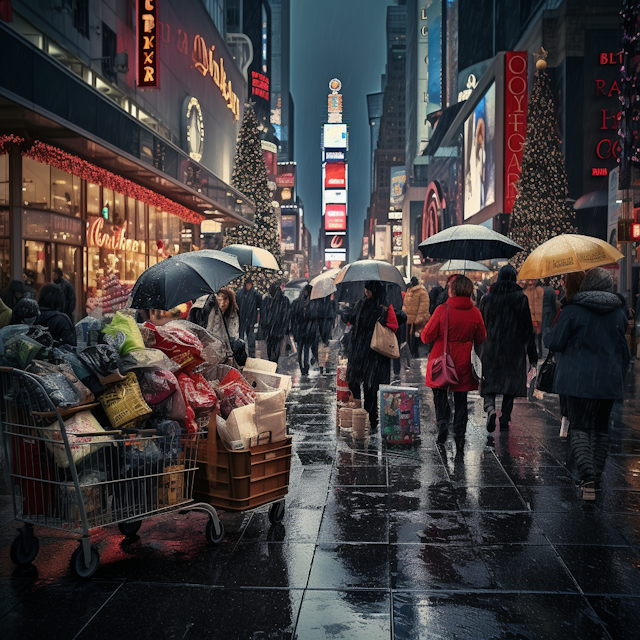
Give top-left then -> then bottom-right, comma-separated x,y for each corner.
1,352 -> 640,639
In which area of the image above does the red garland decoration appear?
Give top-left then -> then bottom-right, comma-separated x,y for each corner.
22,141 -> 204,225
0,135 -> 25,154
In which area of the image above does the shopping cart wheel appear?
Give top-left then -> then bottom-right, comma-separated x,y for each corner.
205,518 -> 225,545
268,501 -> 285,525
70,545 -> 100,579
10,529 -> 40,565
118,521 -> 142,537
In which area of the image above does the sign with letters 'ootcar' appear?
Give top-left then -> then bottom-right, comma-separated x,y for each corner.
137,0 -> 158,88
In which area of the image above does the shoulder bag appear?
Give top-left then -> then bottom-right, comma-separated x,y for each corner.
536,351 -> 557,393
370,321 -> 400,359
430,305 -> 459,389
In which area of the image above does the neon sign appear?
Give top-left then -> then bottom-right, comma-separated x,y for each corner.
251,72 -> 269,101
136,0 -> 158,88
88,218 -> 140,252
192,34 -> 240,121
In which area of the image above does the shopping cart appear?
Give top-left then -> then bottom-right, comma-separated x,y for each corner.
0,367 -> 224,578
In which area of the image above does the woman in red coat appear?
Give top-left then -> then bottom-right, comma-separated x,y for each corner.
421,275 -> 486,448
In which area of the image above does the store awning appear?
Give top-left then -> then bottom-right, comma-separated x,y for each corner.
0,23 -> 254,227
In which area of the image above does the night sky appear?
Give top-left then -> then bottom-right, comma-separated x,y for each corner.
291,0 -> 393,262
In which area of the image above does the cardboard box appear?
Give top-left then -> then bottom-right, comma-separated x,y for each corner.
255,408 -> 287,444
244,357 -> 277,373
255,390 -> 286,417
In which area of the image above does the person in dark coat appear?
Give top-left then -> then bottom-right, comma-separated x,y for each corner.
422,275 -> 487,448
236,279 -> 261,358
260,283 -> 292,363
429,281 -> 446,315
310,294 -> 337,373
545,267 -> 630,501
479,265 -> 538,432
36,285 -> 76,346
53,267 -> 76,321
11,298 -> 40,326
291,285 -> 318,375
344,280 -> 402,430
1,280 -> 27,309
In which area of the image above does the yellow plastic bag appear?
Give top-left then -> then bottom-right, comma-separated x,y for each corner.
103,311 -> 146,356
99,372 -> 152,429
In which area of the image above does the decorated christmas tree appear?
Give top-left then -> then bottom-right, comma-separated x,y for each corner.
509,48 -> 575,269
224,103 -> 283,293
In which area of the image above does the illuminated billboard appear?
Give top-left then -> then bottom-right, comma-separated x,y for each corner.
463,82 -> 496,220
323,124 -> 347,149
325,204 -> 347,231
324,189 -> 347,204
325,162 -> 346,188
276,163 -> 296,204
325,232 -> 347,250
281,214 -> 296,251
390,167 -> 406,209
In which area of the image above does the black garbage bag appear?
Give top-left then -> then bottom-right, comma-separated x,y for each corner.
77,343 -> 122,380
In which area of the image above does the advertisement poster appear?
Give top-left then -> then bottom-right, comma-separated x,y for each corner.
325,204 -> 347,231
464,82 -> 496,219
390,167 -> 406,209
323,124 -> 348,149
281,215 -> 297,251
325,232 -> 346,250
275,163 -> 296,204
325,162 -> 346,188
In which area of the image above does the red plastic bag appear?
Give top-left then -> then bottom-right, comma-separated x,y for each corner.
144,322 -> 204,372
386,304 -> 399,333
141,370 -> 179,405
177,373 -> 219,414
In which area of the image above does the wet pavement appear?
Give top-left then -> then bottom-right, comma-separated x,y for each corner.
1,349 -> 640,639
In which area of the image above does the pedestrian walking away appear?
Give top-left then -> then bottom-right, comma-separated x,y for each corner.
260,283 -> 292,364
403,276 -> 430,358
343,280 -> 404,430
36,284 -> 76,346
291,285 -> 318,375
310,293 -> 337,372
428,279 -> 447,315
422,275 -> 486,449
545,267 -> 630,501
53,267 -> 76,322
524,279 -> 544,358
479,265 -> 538,433
236,279 -> 261,358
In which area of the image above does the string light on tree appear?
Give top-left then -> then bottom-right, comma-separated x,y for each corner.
509,47 -> 576,271
224,102 -> 283,293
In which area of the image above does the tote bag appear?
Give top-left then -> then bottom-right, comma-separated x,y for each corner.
370,321 -> 400,359
536,351 -> 557,393
430,305 -> 459,389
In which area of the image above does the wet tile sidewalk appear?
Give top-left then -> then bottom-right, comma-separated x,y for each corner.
1,354 -> 640,639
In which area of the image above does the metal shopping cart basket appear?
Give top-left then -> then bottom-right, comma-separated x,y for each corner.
0,367 -> 224,578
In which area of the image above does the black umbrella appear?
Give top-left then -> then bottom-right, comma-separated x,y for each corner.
418,225 -> 523,262
130,250 -> 244,310
333,259 -> 406,290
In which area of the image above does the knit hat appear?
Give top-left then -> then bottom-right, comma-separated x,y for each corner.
579,267 -> 613,293
12,298 -> 40,325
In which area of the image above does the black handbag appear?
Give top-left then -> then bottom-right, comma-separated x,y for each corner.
230,338 -> 247,367
536,352 -> 557,393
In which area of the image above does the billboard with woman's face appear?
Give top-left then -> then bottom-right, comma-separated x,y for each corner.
464,82 -> 496,219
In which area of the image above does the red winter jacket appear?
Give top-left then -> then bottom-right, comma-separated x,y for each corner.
421,296 -> 487,392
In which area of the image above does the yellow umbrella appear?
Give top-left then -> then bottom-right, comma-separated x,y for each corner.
518,234 -> 624,280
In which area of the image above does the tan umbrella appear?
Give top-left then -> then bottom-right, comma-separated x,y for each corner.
517,234 -> 624,280
309,268 -> 341,286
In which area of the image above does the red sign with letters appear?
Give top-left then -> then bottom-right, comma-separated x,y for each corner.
325,162 -> 346,189
503,52 -> 528,214
137,0 -> 159,88
325,204 -> 346,231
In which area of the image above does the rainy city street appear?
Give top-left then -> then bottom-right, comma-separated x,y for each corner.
1,348 -> 639,640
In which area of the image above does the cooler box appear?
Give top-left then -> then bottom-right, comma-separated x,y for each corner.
379,385 -> 420,445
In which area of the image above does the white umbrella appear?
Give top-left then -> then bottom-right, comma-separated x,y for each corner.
310,268 -> 341,286
310,277 -> 337,300
439,260 -> 490,273
221,244 -> 280,270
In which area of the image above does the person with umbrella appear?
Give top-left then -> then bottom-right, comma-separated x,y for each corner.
421,275 -> 486,448
260,282 -> 292,364
343,280 -> 405,430
545,268 -> 630,501
291,284 -> 318,375
236,279 -> 261,358
479,265 -> 538,432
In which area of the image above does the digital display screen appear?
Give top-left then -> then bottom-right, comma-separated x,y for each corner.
323,124 -> 347,149
325,162 -> 346,188
325,204 -> 347,231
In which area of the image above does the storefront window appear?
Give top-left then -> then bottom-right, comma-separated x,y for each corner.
51,166 -> 81,217
0,209 -> 8,237
87,183 -> 100,216
136,200 -> 146,242
113,191 -> 125,226
23,210 -> 51,240
148,205 -> 157,249
102,188 -> 113,222
51,214 -> 83,244
0,154 -> 8,206
22,157 -> 51,209
24,240 -> 48,294
167,213 -> 181,254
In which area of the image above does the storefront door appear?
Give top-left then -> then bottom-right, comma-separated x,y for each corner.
54,244 -> 81,319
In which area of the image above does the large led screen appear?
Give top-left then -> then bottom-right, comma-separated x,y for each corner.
323,124 -> 347,149
325,162 -> 346,188
463,82 -> 496,220
281,215 -> 296,251
324,189 -> 347,204
325,204 -> 347,231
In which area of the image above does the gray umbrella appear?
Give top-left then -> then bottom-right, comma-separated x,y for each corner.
221,244 -> 280,269
333,259 -> 406,290
130,250 -> 243,310
439,259 -> 490,273
418,225 -> 523,262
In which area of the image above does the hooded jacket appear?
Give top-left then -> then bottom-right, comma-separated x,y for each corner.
479,267 -> 538,397
36,308 -> 76,346
403,284 -> 430,330
260,286 -> 291,340
545,277 -> 630,400
421,296 -> 486,392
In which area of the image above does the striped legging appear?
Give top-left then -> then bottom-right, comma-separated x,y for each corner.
565,396 -> 615,483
